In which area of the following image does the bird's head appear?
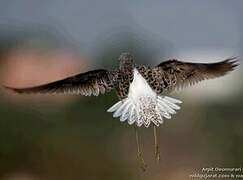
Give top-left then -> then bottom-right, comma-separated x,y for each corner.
118,52 -> 134,71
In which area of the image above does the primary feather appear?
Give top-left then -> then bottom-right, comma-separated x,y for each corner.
4,69 -> 117,96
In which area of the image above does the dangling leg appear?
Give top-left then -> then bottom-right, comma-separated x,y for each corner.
135,126 -> 147,171
153,125 -> 160,162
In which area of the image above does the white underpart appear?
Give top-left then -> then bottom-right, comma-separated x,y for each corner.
107,68 -> 182,127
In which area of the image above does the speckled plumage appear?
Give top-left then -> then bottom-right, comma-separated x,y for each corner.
5,53 -> 238,100
114,55 -> 238,99
4,53 -> 239,127
4,52 -> 239,167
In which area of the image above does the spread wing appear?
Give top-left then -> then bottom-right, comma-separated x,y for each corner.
154,57 -> 239,92
4,69 -> 117,96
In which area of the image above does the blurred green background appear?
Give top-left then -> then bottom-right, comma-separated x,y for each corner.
0,0 -> 242,179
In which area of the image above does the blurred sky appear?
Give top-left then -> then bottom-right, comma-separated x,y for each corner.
0,0 -> 242,56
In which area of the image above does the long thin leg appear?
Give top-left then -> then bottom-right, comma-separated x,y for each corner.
153,125 -> 160,162
135,126 -> 147,171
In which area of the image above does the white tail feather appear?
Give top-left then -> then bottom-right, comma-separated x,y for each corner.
113,100 -> 130,117
163,96 -> 182,104
120,102 -> 132,122
107,101 -> 122,112
107,95 -> 182,127
107,68 -> 182,127
157,103 -> 171,119
157,98 -> 176,114
128,107 -> 137,125
163,98 -> 181,110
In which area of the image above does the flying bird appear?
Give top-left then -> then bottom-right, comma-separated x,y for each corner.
4,53 -> 239,170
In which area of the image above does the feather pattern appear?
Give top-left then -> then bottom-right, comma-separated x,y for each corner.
3,53 -> 239,128
136,57 -> 239,94
4,69 -> 117,96
107,94 -> 182,127
107,68 -> 182,127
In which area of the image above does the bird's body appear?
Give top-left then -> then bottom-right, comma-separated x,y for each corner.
5,53 -> 238,128
108,68 -> 182,127
4,52 -> 239,168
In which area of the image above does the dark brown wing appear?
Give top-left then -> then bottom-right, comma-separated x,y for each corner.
154,57 -> 239,92
4,69 -> 117,96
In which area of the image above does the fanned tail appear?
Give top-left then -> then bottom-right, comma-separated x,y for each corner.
107,95 -> 182,127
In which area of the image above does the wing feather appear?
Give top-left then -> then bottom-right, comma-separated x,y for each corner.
155,57 -> 239,91
4,69 -> 117,96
